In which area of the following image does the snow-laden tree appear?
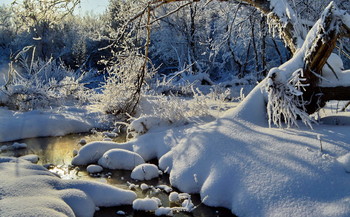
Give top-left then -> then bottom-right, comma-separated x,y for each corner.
155,0 -> 350,127
239,0 -> 350,126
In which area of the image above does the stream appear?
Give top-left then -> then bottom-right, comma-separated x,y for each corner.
0,133 -> 236,217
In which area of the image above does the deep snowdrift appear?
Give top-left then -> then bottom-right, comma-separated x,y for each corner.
0,157 -> 136,217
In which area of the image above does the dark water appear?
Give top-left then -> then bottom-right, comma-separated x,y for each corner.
0,134 -> 236,217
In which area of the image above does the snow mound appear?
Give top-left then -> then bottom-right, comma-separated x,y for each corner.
140,183 -> 150,191
72,126 -> 185,165
132,197 -> 160,211
131,163 -> 160,180
12,142 -> 27,149
337,153 -> 350,172
0,157 -> 137,217
155,207 -> 173,216
19,154 -> 39,164
87,164 -> 103,173
71,85 -> 350,216
72,141 -> 133,165
98,149 -> 145,170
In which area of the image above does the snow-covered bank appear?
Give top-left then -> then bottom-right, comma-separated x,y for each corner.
0,157 -> 136,217
72,85 -> 350,216
0,106 -> 106,142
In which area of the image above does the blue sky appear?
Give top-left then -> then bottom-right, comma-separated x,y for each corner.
1,0 -> 109,15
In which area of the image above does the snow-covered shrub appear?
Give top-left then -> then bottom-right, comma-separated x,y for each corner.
0,54 -> 90,111
266,68 -> 313,128
126,86 -> 232,136
96,51 -> 155,118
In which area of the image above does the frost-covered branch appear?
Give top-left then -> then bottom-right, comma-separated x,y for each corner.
264,2 -> 350,127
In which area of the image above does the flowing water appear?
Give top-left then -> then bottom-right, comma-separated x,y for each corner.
0,133 -> 236,217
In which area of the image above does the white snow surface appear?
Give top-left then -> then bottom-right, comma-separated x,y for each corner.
169,192 -> 180,203
0,157 -> 137,217
72,125 -> 186,165
155,207 -> 173,216
131,163 -> 160,180
0,106 -> 105,142
337,153 -> 350,173
73,80 -> 350,216
19,154 -> 39,164
132,197 -> 160,211
12,142 -> 27,149
98,149 -> 145,170
87,164 -> 103,173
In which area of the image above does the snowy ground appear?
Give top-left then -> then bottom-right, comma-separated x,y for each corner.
2,85 -> 350,216
72,87 -> 350,217
0,157 -> 136,217
0,105 -> 108,142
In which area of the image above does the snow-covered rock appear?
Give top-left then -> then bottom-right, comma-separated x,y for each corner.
87,164 -> 103,173
73,149 -> 78,157
169,192 -> 180,203
12,142 -> 27,149
156,184 -> 172,193
78,139 -> 87,145
140,183 -> 150,191
155,207 -> 173,216
181,199 -> 195,212
132,197 -> 160,212
19,154 -> 39,164
131,163 -> 160,180
116,210 -> 126,215
98,149 -> 145,170
0,157 -> 136,217
72,141 -> 132,165
127,182 -> 139,190
0,145 -> 9,152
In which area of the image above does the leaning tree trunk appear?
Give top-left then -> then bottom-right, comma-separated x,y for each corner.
233,0 -> 350,114
301,3 -> 350,114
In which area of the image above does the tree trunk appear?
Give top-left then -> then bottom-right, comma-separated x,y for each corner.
300,3 -> 350,114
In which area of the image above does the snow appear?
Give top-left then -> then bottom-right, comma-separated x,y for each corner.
71,141 -> 133,165
320,69 -> 350,87
19,154 -> 39,164
87,164 -> 103,173
0,106 -> 105,142
70,87 -> 350,217
98,149 -> 145,170
169,192 -> 180,203
132,197 -> 160,212
337,153 -> 350,172
140,183 -> 150,191
156,184 -> 173,193
131,163 -> 160,180
181,199 -> 195,212
155,207 -> 173,216
116,210 -> 126,215
0,157 -> 137,217
127,182 -> 139,190
12,142 -> 27,149
319,53 -> 350,87
72,125 -> 186,165
3,1 -> 350,217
